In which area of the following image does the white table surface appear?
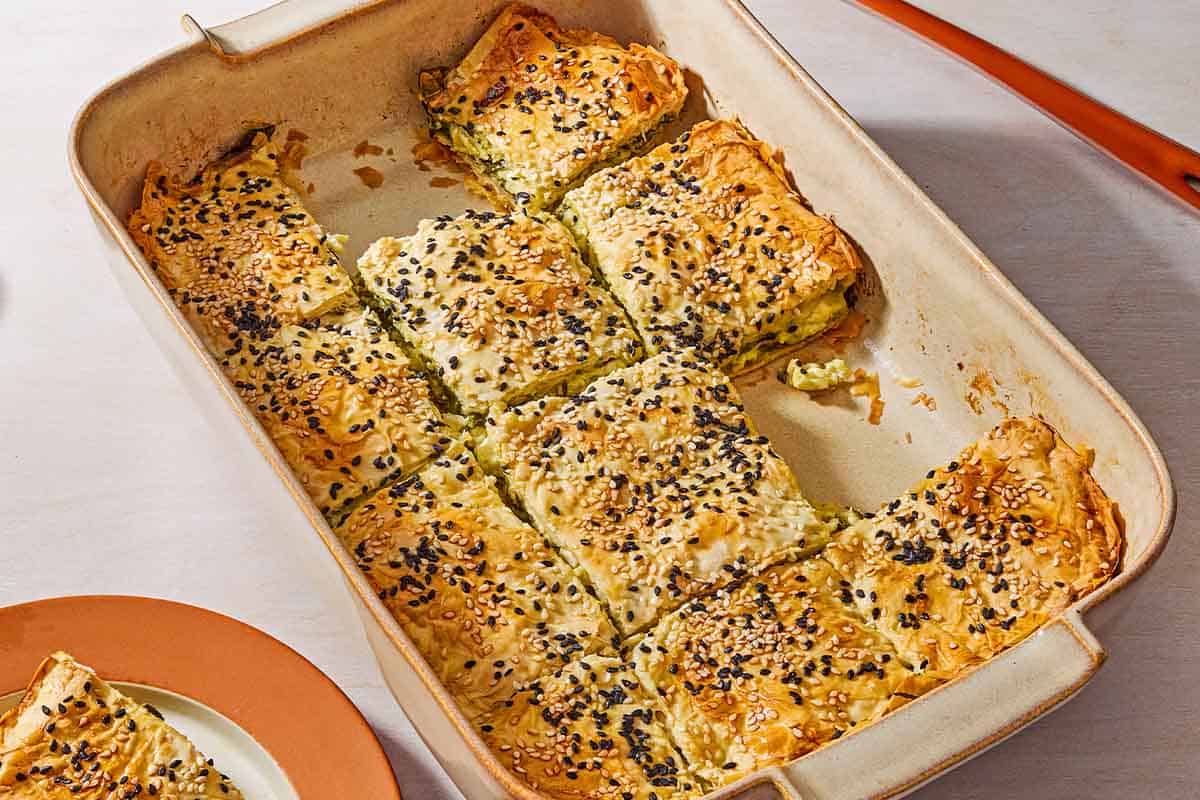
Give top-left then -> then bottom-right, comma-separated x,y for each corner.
1,1 -> 1196,797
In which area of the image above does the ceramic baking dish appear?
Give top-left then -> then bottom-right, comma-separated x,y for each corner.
69,1 -> 1175,797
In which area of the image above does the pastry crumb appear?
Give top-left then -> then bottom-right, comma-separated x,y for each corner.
850,369 -> 885,425
781,358 -> 852,391
353,139 -> 384,158
912,392 -> 937,411
353,166 -> 384,188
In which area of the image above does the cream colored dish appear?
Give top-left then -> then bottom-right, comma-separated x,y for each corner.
69,1 -> 1174,798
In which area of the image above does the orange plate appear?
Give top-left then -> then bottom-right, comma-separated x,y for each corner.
0,595 -> 402,800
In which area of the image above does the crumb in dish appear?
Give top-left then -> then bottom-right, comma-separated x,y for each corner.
781,357 -> 853,391
559,119 -> 861,373
419,3 -> 688,212
477,350 -> 834,636
0,652 -> 244,798
850,368 -> 885,426
357,210 -> 641,416
334,446 -> 617,718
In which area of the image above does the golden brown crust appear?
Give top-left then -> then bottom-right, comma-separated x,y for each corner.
357,211 -> 641,415
421,3 -> 687,211
635,558 -> 939,787
128,135 -> 452,516
560,119 -> 862,372
479,656 -> 702,800
128,133 -> 358,358
478,351 -> 833,636
333,447 -> 617,718
822,417 -> 1123,678
0,652 -> 244,798
230,309 -> 453,516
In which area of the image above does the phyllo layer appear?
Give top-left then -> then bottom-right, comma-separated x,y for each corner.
419,3 -> 687,211
822,417 -> 1123,677
128,132 -> 358,358
0,652 -> 244,798
560,119 -> 861,372
634,558 -> 939,787
357,210 -> 641,415
478,351 -> 833,636
478,656 -> 702,800
230,309 -> 453,516
334,446 -> 617,718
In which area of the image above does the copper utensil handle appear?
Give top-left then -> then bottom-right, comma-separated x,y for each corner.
852,0 -> 1200,213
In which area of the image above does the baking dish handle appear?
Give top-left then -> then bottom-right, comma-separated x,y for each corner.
182,0 -> 372,58
706,612 -> 1103,800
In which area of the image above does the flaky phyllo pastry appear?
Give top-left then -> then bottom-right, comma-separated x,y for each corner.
0,653 -> 243,799
635,558 -> 940,785
129,135 -> 454,515
478,657 -> 703,800
560,119 -> 862,372
823,417 -> 1122,677
419,3 -> 687,211
357,210 -> 640,416
128,132 -> 357,358
478,351 -> 834,637
334,446 -> 616,718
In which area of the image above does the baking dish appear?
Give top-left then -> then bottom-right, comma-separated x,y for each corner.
68,1 -> 1175,797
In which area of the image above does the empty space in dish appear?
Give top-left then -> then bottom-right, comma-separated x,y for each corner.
0,682 -> 297,799
70,1 -> 1173,797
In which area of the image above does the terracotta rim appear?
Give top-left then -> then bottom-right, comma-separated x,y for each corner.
0,595 -> 402,800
